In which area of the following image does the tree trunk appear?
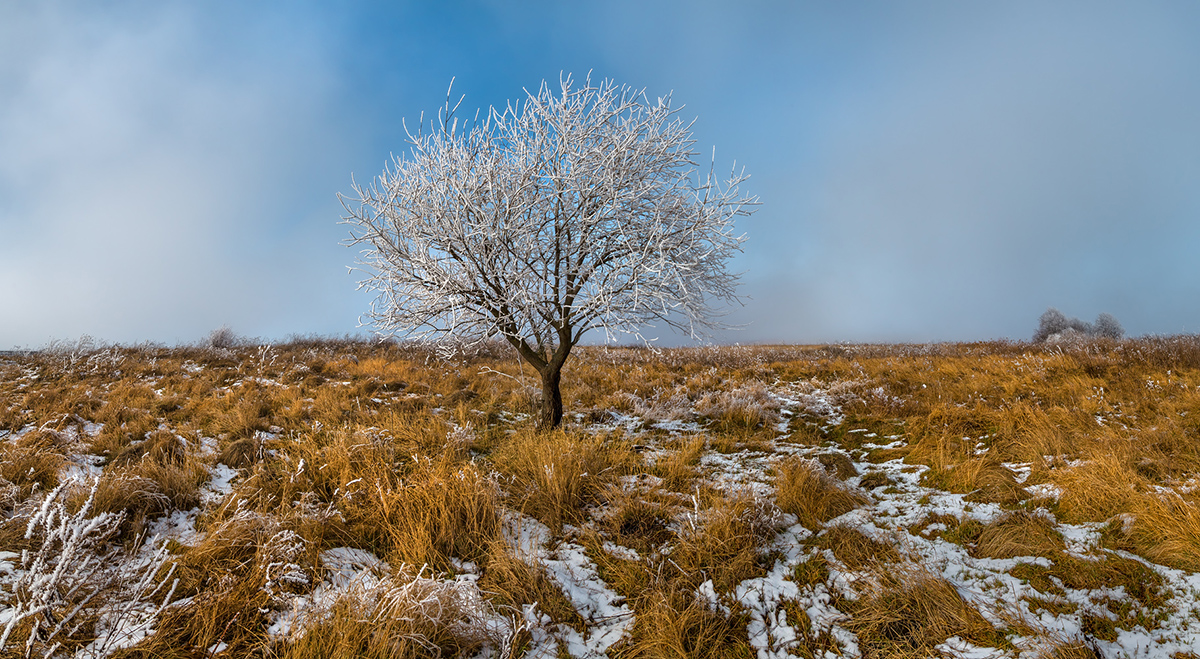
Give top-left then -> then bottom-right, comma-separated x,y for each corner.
539,364 -> 564,429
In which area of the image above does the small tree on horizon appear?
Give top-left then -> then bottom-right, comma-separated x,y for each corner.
342,75 -> 757,428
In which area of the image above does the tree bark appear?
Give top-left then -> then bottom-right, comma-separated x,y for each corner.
539,363 -> 564,429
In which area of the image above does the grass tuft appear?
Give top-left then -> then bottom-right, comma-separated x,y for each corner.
774,456 -> 867,529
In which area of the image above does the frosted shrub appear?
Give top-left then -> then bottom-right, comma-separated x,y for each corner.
206,325 -> 241,350
259,530 -> 311,603
287,563 -> 518,657
1095,312 -> 1124,340
1033,307 -> 1124,343
695,381 -> 782,428
614,388 -> 695,423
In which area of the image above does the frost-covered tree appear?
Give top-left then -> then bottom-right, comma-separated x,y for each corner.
1033,308 -> 1069,343
1033,307 -> 1123,343
342,75 -> 757,427
1094,313 -> 1124,340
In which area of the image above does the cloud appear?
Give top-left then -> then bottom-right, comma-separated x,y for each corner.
714,3 -> 1200,342
0,2 -> 362,347
4,2 -> 1199,347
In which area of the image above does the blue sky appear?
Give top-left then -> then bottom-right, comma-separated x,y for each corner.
3,1 -> 1200,347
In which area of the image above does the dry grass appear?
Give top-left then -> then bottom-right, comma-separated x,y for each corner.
476,541 -> 583,629
370,459 -> 501,569
618,590 -> 754,659
5,336 -> 1200,657
672,492 -> 783,592
816,524 -> 901,569
774,456 -> 867,529
280,567 -> 503,659
1133,493 -> 1200,571
973,511 -> 1066,560
0,430 -> 67,496
846,563 -> 1002,659
490,427 -> 635,530
651,435 -> 705,491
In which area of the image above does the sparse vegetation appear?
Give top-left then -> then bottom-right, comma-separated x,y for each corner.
4,335 -> 1200,656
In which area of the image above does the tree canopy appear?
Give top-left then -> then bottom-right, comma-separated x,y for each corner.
342,74 -> 757,426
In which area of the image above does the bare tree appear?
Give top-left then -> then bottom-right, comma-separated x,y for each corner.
342,74 -> 757,427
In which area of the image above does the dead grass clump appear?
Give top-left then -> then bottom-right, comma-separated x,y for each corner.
1054,453 -> 1143,522
130,572 -> 273,658
218,435 -> 260,469
79,473 -> 171,539
110,429 -> 187,467
282,567 -> 503,659
907,405 -> 998,454
919,456 -> 1027,505
476,541 -> 583,629
369,460 -> 501,570
695,381 -> 782,432
89,409 -> 159,457
225,421 -> 491,568
651,435 -> 705,491
817,524 -> 900,569
0,401 -> 27,432
847,563 -> 1001,659
673,492 -> 782,592
1040,639 -> 1104,659
0,430 -> 67,495
212,388 -> 275,439
997,402 -> 1076,469
603,491 -> 675,553
491,428 -> 634,529
816,452 -> 857,480
858,470 -> 892,490
1130,493 -> 1200,571
973,511 -> 1065,560
774,457 -> 867,529
136,509 -> 311,656
621,589 -> 755,659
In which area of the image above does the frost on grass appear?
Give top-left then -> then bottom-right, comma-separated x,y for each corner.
273,547 -> 524,658
0,477 -> 177,659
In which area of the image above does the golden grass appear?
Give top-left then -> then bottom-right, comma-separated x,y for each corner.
774,456 -> 867,529
817,524 -> 901,569
280,567 -> 501,659
0,430 -> 66,495
6,336 -> 1200,657
846,563 -> 1002,659
490,427 -> 634,530
369,459 -> 501,569
1039,639 -> 1104,659
476,540 -> 583,629
672,492 -> 782,592
618,590 -> 754,659
651,435 -> 706,491
1130,493 -> 1200,571
973,511 -> 1065,560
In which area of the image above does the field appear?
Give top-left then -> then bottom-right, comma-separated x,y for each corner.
4,337 -> 1200,658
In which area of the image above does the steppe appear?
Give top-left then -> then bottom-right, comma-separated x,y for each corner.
4,337 -> 1200,658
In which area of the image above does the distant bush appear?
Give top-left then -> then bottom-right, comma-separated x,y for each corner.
206,325 -> 242,349
1033,308 -> 1123,343
1094,313 -> 1124,340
